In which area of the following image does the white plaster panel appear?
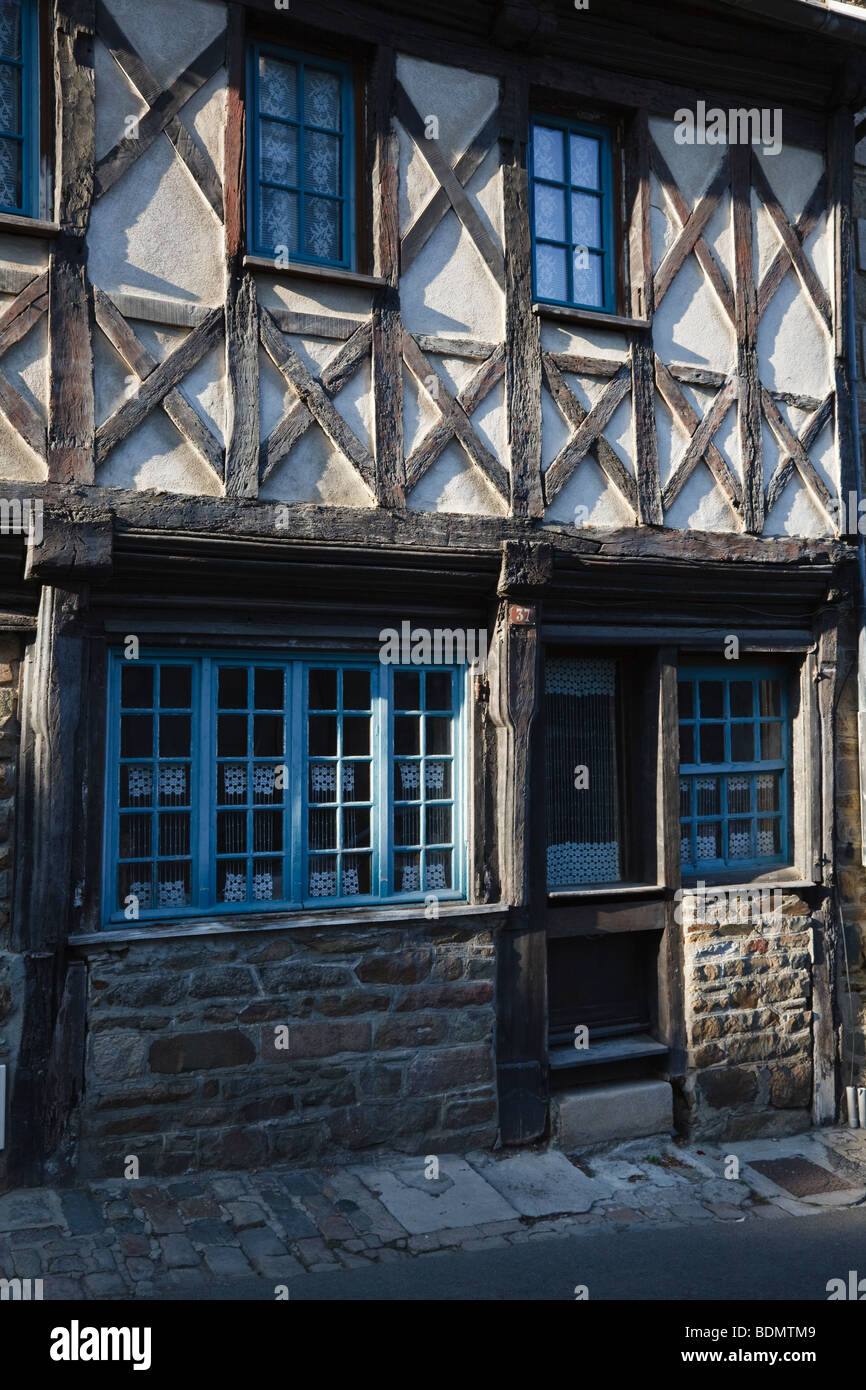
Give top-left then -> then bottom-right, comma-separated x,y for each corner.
541,377 -> 572,471
183,68 -> 227,174
255,273 -> 372,321
757,141 -> 824,229
406,438 -> 506,516
94,35 -> 148,162
0,414 -> 44,481
259,429 -> 375,508
402,365 -> 442,457
467,144 -> 504,249
653,253 -> 734,373
704,188 -> 734,283
544,455 -> 633,529
101,0 -> 226,93
538,321 -> 628,358
664,462 -> 739,533
650,171 -> 672,274
1,313 -> 47,416
756,274 -> 832,396
97,411 -> 222,495
400,193 -> 503,340
0,237 -> 48,274
762,475 -> 826,537
93,315 -> 132,423
397,116 -> 439,236
395,55 -> 498,168
180,342 -> 227,446
649,116 -> 724,211
88,136 -> 225,304
468,375 -> 506,464
259,346 -> 296,443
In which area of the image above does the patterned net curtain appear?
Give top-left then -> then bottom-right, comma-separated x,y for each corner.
545,657 -> 621,886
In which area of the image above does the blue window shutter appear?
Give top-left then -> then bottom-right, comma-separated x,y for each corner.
529,113 -> 616,313
247,41 -> 355,270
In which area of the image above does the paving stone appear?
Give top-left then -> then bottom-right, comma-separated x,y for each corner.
461,1235 -> 509,1252
437,1225 -> 481,1246
752,1202 -> 790,1220
476,1219 -> 523,1237
295,1237 -> 337,1267
254,1254 -> 304,1280
104,1201 -> 133,1221
211,1178 -> 248,1199
60,1191 -> 104,1236
355,1156 -> 515,1235
279,1172 -> 322,1197
88,1248 -> 119,1272
224,1201 -> 267,1231
179,1198 -> 220,1220
82,1272 -> 126,1298
202,1245 -> 254,1277
239,1226 -> 288,1264
469,1150 -> 614,1218
187,1219 -> 235,1247
159,1234 -> 201,1268
269,1206 -> 318,1241
336,1251 -> 369,1269
137,1201 -> 184,1235
602,1206 -> 644,1223
343,1238 -> 366,1253
316,1215 -> 356,1242
166,1181 -> 205,1199
408,1232 -> 442,1253
118,1233 -> 150,1258
668,1201 -> 714,1223
0,1191 -> 60,1233
704,1202 -> 749,1221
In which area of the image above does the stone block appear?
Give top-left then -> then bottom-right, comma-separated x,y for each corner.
149,1030 -> 256,1073
356,952 -> 431,985
697,1066 -> 760,1108
553,1080 -> 674,1149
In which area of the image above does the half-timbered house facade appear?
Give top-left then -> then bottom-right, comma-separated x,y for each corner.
2,0 -> 866,1184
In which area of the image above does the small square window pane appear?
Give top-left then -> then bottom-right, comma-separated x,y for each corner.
156,864 -> 190,909
532,125 -> 564,182
218,714 -> 247,757
699,681 -> 724,718
160,666 -> 191,709
427,850 -> 452,891
122,665 -> 153,708
121,714 -> 152,758
728,819 -> 753,859
0,63 -> 21,135
304,68 -> 342,130
219,858 -> 248,904
119,864 -> 152,912
343,715 -> 370,756
730,681 -> 753,717
425,804 -> 452,845
253,809 -> 282,853
343,670 -> 371,710
394,671 -> 420,710
157,764 -> 188,806
695,776 -> 719,816
252,763 -> 280,803
158,812 -> 190,857
122,765 -> 153,808
343,805 -> 370,849
730,723 -> 755,761
260,186 -> 298,255
534,182 -> 566,242
695,822 -> 721,861
308,715 -> 337,756
536,242 -> 567,301
119,814 -> 151,860
308,806 -> 337,850
757,772 -> 780,813
727,774 -> 751,816
678,682 -> 694,718
308,855 -> 338,898
309,669 -> 337,709
395,760 -> 421,799
425,759 -> 451,797
0,133 -> 20,210
571,191 -> 601,248
0,4 -> 22,61
218,810 -> 246,855
344,760 -> 370,802
395,850 -> 422,894
260,119 -> 298,186
759,679 -> 782,717
309,761 -> 337,803
219,764 -> 247,804
394,804 -> 420,846
259,54 -> 298,118
426,671 -> 452,711
219,668 -> 247,709
342,853 -> 370,896
254,668 -> 283,710
253,859 -> 282,902
426,717 -> 452,755
570,133 -> 600,189
699,724 -> 724,763
761,722 -> 783,759
305,195 -> 341,262
679,724 -> 694,762
305,129 -> 341,194
395,716 -> 420,755
757,818 -> 781,857
572,248 -> 604,308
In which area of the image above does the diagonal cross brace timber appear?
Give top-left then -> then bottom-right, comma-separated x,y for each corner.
401,106 -> 500,274
403,342 -> 506,493
751,155 -> 830,334
763,389 -> 835,518
650,139 -> 734,325
541,355 -> 635,509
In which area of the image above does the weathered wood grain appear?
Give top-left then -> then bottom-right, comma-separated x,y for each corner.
751,154 -> 830,333
650,139 -> 735,324
370,46 -> 403,508
732,143 -> 764,534
655,356 -> 741,518
542,358 -> 635,508
401,106 -> 500,273
224,275 -> 258,496
502,74 -> 541,519
403,343 -> 505,493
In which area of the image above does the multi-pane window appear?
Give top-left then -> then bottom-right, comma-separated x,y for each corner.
529,115 -> 616,312
545,656 -> 623,887
0,0 -> 37,217
105,653 -> 465,924
679,667 -> 789,874
247,42 -> 354,268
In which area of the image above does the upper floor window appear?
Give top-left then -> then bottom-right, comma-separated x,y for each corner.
104,653 -> 466,925
678,666 -> 790,875
529,115 -> 616,313
247,42 -> 354,269
0,0 -> 38,217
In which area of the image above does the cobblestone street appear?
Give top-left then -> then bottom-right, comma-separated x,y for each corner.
3,1128 -> 865,1299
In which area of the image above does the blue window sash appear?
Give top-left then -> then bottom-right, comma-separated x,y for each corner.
678,664 -> 790,874
246,41 -> 355,270
529,112 -> 616,314
103,651 -> 467,926
0,0 -> 38,218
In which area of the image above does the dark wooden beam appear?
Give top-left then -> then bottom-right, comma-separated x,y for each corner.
731,143 -> 764,534
369,45 -> 404,508
829,105 -> 856,502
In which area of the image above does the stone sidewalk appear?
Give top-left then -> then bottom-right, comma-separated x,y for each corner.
2,1127 -> 866,1299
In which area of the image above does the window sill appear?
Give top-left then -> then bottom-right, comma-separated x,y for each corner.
244,255 -> 387,290
0,212 -> 59,238
548,882 -> 663,902
680,875 -> 816,892
68,901 -> 506,947
533,301 -> 651,332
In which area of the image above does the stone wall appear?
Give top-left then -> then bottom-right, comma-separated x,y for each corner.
682,896 -> 815,1140
0,636 -> 22,1190
74,913 -> 502,1178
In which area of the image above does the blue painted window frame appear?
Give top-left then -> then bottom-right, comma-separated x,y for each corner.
678,664 -> 791,875
0,0 -> 39,218
529,113 -> 616,314
103,651 -> 467,926
246,41 -> 355,270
